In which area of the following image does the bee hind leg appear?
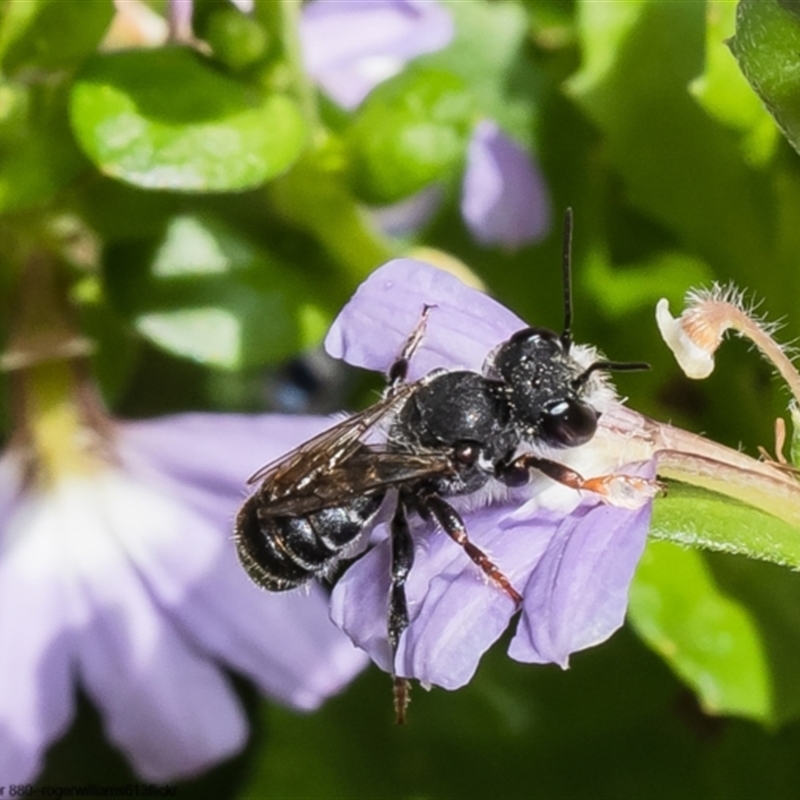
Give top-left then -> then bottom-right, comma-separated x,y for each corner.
388,495 -> 415,724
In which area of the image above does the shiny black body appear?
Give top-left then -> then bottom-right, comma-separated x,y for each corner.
235,330 -> 599,593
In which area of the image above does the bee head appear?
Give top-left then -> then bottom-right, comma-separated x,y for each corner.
492,327 -> 599,448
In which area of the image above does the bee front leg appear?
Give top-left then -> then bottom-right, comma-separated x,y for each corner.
388,495 -> 414,724
499,454 -> 659,510
386,305 -> 434,394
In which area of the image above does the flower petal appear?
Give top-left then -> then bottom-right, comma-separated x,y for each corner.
325,258 -> 525,379
461,121 -> 551,249
508,465 -> 655,667
0,467 -> 75,782
118,412 -> 334,509
174,566 -> 369,711
301,0 -> 454,109
118,414 -> 368,710
333,455 -> 654,687
78,610 -> 247,782
367,184 -> 445,237
38,476 -> 248,781
332,502 -> 551,689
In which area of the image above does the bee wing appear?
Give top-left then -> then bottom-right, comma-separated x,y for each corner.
260,448 -> 454,517
246,381 -> 421,493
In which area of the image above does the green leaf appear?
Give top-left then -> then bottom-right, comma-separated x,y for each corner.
0,83 -> 86,212
690,0 -> 778,164
651,480 -> 800,569
584,249 -> 712,319
204,7 -> 269,73
629,540 -> 772,721
567,0 -> 773,284
729,0 -> 800,156
710,552 -> 800,726
104,214 -> 321,369
70,48 -> 307,192
346,66 -> 474,203
0,0 -> 113,76
423,0 -> 535,142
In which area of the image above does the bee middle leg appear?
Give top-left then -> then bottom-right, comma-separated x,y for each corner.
418,492 -> 522,605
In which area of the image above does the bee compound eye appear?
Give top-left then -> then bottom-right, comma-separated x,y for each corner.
509,326 -> 559,346
540,399 -> 598,448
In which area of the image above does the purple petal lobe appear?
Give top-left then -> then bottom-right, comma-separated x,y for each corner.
31,475 -> 246,781
461,121 -> 551,249
508,463 -> 655,667
333,502 -> 551,689
301,0 -> 454,109
118,412 -> 333,511
0,474 -> 76,783
333,457 -> 655,687
79,607 -> 247,782
136,519 -> 369,711
117,415 -> 368,710
325,259 -> 525,379
368,184 -> 444,237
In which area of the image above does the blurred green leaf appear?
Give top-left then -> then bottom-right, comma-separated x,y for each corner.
710,552 -> 800,726
104,213 -> 321,369
584,249 -> 712,318
567,0 -> 773,283
690,0 -> 778,165
268,147 -> 394,281
346,66 -> 473,203
204,6 -> 269,73
0,83 -> 86,212
0,0 -> 113,76
425,0 -> 536,141
629,540 -> 771,722
70,48 -> 307,192
729,0 -> 800,157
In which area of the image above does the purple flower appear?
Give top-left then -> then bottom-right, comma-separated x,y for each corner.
0,411 -> 367,783
300,0 -> 551,249
461,120 -> 551,249
300,0 -> 453,109
324,258 -> 656,689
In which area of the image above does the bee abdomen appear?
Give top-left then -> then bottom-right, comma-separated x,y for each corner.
234,492 -> 385,592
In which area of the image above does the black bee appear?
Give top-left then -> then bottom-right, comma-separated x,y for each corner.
235,210 -> 648,721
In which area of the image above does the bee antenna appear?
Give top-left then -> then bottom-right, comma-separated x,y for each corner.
560,208 -> 574,351
572,360 -> 650,390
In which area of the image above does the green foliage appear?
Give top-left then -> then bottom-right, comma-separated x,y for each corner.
70,48 -> 307,191
630,539 -> 772,722
103,213 -> 321,369
204,7 -> 270,73
346,66 -> 474,203
730,0 -> 800,156
0,0 -> 113,76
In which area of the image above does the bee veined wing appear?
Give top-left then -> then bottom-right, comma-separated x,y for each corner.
246,382 -> 422,495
